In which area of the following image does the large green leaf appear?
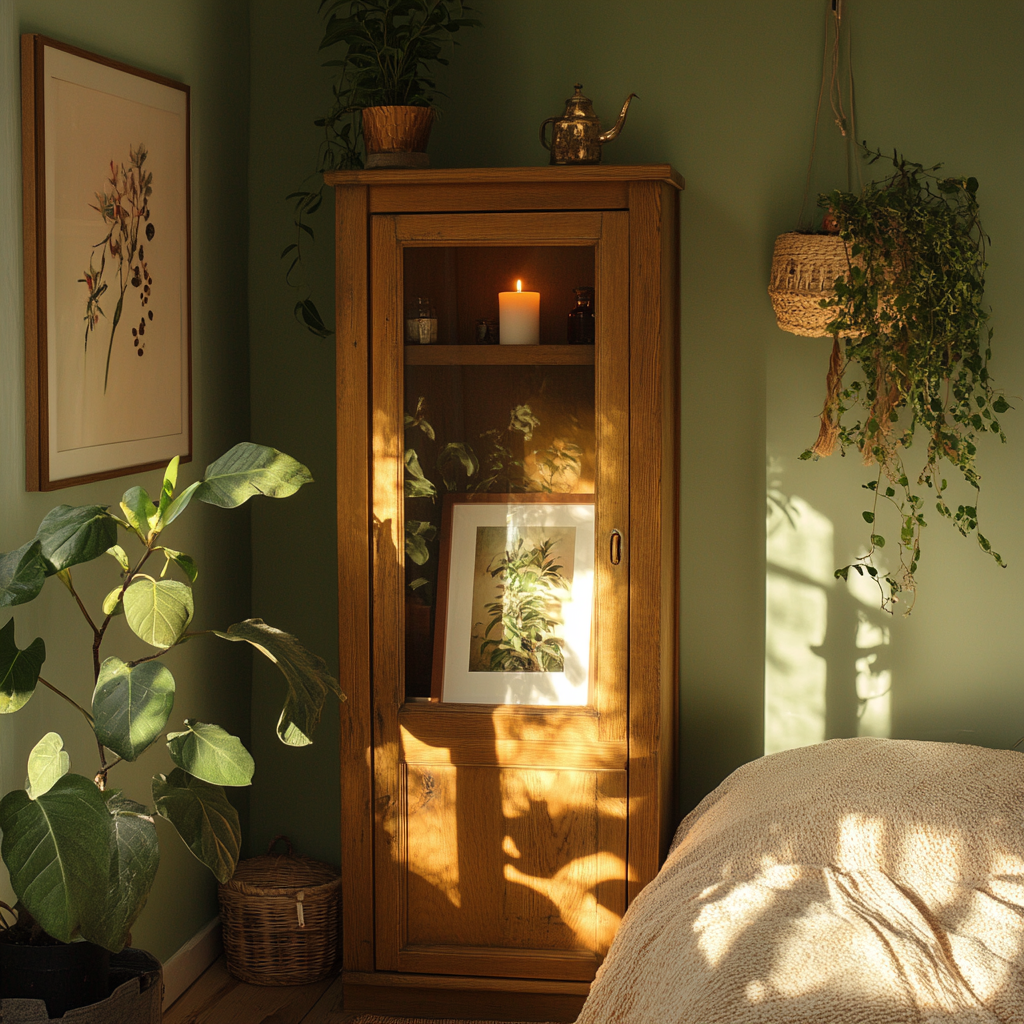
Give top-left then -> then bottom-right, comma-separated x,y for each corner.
102,585 -> 125,617
123,579 -> 193,649
404,449 -> 437,498
0,774 -> 112,944
120,486 -> 158,539
152,769 -> 240,883
0,540 -> 48,608
87,791 -> 160,952
25,732 -> 70,798
194,443 -> 313,508
166,720 -> 254,787
106,544 -> 131,572
160,481 -> 201,530
92,657 -> 175,761
212,619 -> 342,746
405,520 -> 437,566
157,457 -> 179,522
0,618 -> 45,713
35,505 -> 117,573
160,547 -> 198,583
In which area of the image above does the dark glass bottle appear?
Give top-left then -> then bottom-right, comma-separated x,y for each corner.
567,286 -> 595,345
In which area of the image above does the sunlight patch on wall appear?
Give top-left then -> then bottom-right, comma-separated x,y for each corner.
855,612 -> 891,739
766,482 -> 894,754
765,493 -> 832,755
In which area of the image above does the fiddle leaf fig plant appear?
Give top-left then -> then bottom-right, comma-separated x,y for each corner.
805,146 -> 1009,612
0,443 -> 342,953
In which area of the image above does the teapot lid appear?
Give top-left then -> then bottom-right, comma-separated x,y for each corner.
562,84 -> 598,120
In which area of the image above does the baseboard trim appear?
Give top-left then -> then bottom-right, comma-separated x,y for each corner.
161,916 -> 222,1009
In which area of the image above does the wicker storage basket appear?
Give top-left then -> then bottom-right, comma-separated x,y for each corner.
769,231 -> 854,337
218,836 -> 341,986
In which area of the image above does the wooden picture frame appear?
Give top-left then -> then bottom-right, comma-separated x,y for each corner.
22,35 -> 192,491
431,492 -> 596,705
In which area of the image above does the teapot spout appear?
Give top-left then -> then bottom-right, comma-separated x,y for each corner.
598,93 -> 637,144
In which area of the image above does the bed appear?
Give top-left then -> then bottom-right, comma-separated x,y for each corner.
577,737 -> 1024,1023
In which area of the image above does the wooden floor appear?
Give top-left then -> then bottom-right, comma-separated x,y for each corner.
163,957 -> 348,1023
163,957 -> 569,1024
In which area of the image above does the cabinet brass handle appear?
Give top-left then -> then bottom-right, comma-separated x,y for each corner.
610,529 -> 622,565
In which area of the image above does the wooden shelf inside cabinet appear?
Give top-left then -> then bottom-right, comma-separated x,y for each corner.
404,344 -> 595,366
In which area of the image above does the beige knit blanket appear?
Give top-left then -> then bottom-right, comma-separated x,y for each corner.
577,738 -> 1024,1023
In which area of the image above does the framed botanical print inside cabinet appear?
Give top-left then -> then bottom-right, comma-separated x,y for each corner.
327,165 -> 681,1022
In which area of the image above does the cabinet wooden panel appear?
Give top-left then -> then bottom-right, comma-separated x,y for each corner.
330,165 -> 680,1021
401,765 -> 625,956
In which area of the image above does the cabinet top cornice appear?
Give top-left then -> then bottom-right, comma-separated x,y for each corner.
324,163 -> 683,190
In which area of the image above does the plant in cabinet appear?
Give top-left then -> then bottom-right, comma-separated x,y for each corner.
0,444 -> 341,953
403,398 -> 586,608
805,147 -> 1010,613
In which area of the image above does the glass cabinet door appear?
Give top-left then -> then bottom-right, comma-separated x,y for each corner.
402,244 -> 597,706
371,211 -> 629,980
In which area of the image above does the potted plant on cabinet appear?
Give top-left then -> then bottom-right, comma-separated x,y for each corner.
803,146 -> 1010,613
285,0 -> 482,338
0,443 -> 341,1020
318,0 -> 481,168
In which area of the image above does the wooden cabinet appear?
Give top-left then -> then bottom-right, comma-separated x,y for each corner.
328,166 -> 681,1022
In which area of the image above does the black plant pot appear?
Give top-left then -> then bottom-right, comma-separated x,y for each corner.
0,938 -> 110,1018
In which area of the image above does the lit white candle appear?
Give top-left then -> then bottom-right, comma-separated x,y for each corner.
498,280 -> 540,345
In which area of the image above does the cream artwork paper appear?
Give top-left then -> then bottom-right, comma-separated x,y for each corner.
42,45 -> 189,483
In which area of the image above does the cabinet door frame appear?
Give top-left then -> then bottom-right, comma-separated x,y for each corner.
370,210 -> 630,980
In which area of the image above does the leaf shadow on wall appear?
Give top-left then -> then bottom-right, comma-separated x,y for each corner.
766,487 -> 893,756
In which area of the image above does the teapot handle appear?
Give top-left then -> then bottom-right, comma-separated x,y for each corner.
539,117 -> 556,151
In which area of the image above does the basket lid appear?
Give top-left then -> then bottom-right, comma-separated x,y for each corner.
221,835 -> 340,894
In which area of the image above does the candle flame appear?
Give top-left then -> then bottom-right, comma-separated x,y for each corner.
516,279 -> 522,292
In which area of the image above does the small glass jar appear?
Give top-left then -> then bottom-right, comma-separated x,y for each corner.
566,287 -> 595,345
475,318 -> 499,345
405,297 -> 438,345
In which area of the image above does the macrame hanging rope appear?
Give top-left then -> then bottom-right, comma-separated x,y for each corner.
800,0 -> 861,459
812,332 -> 844,457
798,0 -> 860,230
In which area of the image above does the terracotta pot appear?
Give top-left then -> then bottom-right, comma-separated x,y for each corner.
361,105 -> 434,169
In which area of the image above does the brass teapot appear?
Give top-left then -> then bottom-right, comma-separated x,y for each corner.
540,83 -> 637,165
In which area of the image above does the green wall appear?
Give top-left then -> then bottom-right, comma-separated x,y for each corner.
4,0 -> 1021,963
0,0 -> 251,962
248,0 -> 1024,856
247,0 -> 341,867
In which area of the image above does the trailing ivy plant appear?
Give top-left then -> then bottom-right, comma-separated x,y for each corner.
804,146 -> 1009,612
284,0 -> 482,338
0,444 -> 341,953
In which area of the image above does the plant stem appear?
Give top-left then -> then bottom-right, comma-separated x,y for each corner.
37,675 -> 94,727
126,648 -> 174,668
90,541 -> 157,788
97,545 -> 154,648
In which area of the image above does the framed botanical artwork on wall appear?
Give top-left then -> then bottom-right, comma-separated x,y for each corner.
431,493 -> 596,706
22,35 -> 191,491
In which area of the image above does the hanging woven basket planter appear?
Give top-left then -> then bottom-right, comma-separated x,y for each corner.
768,231 -> 855,338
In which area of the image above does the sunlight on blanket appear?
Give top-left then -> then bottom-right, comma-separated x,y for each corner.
693,857 -> 801,967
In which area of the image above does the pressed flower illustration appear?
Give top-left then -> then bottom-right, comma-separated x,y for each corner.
79,143 -> 155,392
